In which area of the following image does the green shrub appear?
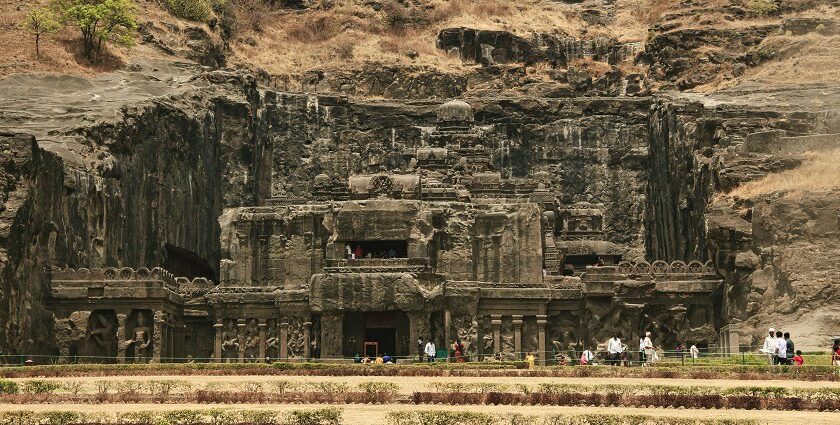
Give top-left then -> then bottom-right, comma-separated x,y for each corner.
285,407 -> 341,425
0,379 -> 19,394
40,411 -> 81,425
357,381 -> 398,396
746,0 -> 778,16
308,381 -> 349,395
387,411 -> 495,425
22,380 -> 62,394
162,409 -> 203,425
163,0 -> 213,22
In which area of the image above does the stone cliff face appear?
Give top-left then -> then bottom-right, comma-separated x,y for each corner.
0,67 -> 263,356
1,58 -> 838,354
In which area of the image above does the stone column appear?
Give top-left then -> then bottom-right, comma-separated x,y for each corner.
512,315 -> 523,360
320,312 -> 344,358
303,321 -> 312,359
213,321 -> 224,362
167,315 -> 175,362
443,309 -> 451,361
407,312 -> 428,361
279,320 -> 289,360
536,315 -> 548,366
116,313 -> 128,364
237,319 -> 246,362
491,315 -> 502,356
258,321 -> 267,362
152,311 -> 164,363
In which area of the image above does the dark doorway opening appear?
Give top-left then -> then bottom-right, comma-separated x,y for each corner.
365,312 -> 396,357
163,243 -> 216,280
344,240 -> 408,259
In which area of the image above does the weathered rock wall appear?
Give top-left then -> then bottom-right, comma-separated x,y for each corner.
0,69 -> 264,356
265,95 -> 651,256
645,96 -> 839,349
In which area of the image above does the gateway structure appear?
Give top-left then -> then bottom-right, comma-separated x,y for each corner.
48,100 -> 721,364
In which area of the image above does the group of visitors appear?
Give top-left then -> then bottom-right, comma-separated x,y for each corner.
416,337 -> 437,362
759,328 -> 802,366
601,332 -> 663,366
833,339 -> 840,367
344,244 -> 399,260
354,352 -> 395,364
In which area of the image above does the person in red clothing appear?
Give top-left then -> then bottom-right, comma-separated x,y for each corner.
793,350 -> 804,366
832,339 -> 840,367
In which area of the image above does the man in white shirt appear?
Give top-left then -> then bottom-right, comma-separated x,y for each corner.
424,340 -> 436,363
774,330 -> 787,365
642,332 -> 654,365
639,336 -> 647,365
580,348 -> 595,365
760,328 -> 775,365
607,334 -> 622,366
689,344 -> 700,359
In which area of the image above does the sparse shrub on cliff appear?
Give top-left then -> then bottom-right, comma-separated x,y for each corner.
746,0 -> 778,16
162,0 -> 214,22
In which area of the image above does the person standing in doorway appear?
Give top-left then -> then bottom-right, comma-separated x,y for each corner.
425,339 -> 436,363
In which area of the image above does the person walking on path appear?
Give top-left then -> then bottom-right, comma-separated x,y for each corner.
424,339 -> 436,363
643,332 -> 655,366
607,334 -> 623,366
760,328 -> 776,365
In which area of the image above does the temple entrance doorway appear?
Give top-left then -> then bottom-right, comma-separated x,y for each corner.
342,311 -> 410,358
364,312 -> 396,357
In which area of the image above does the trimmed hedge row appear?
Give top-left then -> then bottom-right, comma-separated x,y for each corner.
0,362 -> 836,380
0,408 -> 342,425
386,411 -> 759,425
409,391 -> 840,411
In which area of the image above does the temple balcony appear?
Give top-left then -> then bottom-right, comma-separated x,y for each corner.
322,257 -> 431,273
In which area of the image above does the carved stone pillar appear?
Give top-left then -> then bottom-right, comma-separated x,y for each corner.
280,320 -> 289,360
237,319 -> 246,362
116,313 -> 128,364
152,311 -> 164,363
443,309 -> 451,361
407,312 -> 428,360
320,312 -> 344,358
258,321 -> 267,362
213,321 -> 223,363
167,315 -> 175,361
537,315 -> 548,366
512,315 -> 523,360
303,321 -> 312,359
491,315 -> 502,355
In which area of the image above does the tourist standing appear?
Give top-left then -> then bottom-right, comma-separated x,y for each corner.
774,331 -> 787,365
607,334 -> 623,366
453,339 -> 465,363
689,344 -> 700,359
760,328 -> 776,365
580,348 -> 594,365
639,335 -> 647,365
831,339 -> 840,367
643,332 -> 655,366
425,339 -> 437,362
784,332 -> 794,362
417,338 -> 424,362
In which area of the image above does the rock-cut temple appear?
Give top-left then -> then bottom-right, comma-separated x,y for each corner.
48,100 -> 723,364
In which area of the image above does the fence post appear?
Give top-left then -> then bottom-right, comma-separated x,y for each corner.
742,350 -> 745,365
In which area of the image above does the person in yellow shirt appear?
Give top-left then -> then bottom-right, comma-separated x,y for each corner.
526,352 -> 536,369
375,355 -> 384,364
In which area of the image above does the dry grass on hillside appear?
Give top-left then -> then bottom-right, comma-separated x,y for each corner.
728,149 -> 840,199
231,0 -> 583,76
